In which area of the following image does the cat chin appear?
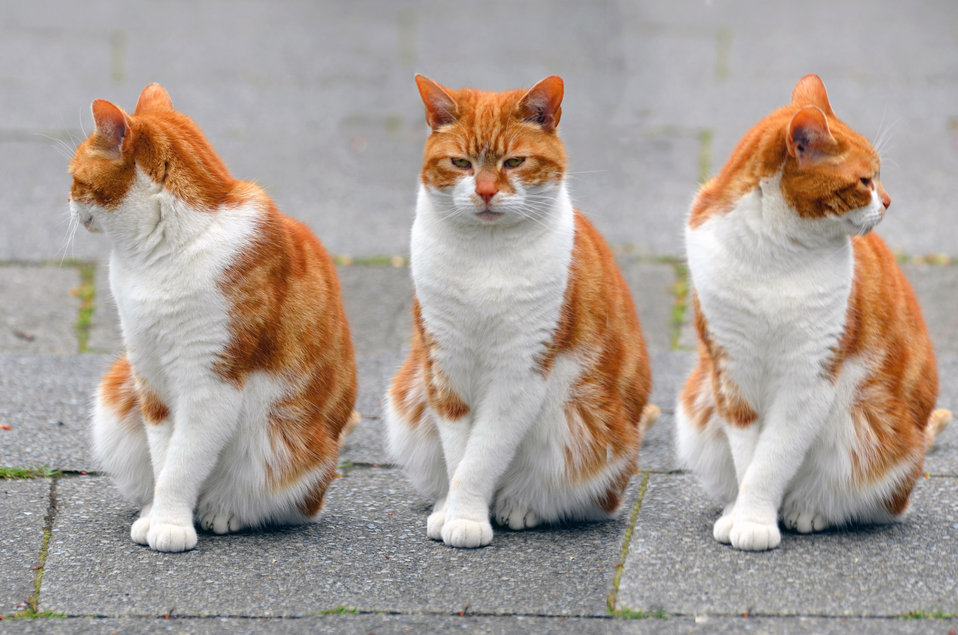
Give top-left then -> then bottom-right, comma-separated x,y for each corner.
474,210 -> 505,222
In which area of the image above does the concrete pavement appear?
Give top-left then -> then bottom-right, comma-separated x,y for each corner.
1,1 -> 957,632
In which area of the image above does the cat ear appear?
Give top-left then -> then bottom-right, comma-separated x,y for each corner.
91,99 -> 132,157
790,74 -> 834,117
517,75 -> 563,131
135,83 -> 174,115
415,74 -> 459,131
786,105 -> 837,165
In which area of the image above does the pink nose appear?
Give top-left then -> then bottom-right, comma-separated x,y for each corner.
475,178 -> 497,204
878,183 -> 890,209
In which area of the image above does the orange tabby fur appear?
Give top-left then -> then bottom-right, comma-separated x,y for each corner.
387,76 -> 653,547
679,75 -> 949,549
70,84 -> 356,549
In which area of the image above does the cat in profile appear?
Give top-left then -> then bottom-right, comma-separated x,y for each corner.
385,74 -> 657,548
69,83 -> 357,552
678,74 -> 950,551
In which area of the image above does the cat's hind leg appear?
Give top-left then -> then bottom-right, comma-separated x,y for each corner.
384,383 -> 449,540
91,357 -> 155,543
676,376 -> 738,545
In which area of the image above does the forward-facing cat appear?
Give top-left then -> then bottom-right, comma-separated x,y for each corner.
385,75 -> 656,548
677,74 -> 950,551
69,84 -> 357,552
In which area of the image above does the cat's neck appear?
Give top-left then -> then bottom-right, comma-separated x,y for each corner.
701,172 -> 854,273
104,168 -> 253,269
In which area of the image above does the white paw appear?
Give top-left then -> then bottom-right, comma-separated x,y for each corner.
729,519 -> 781,551
783,508 -> 828,534
493,500 -> 540,530
131,516 -> 151,545
441,518 -> 493,548
713,513 -> 734,544
148,522 -> 198,552
199,510 -> 244,535
426,509 -> 446,541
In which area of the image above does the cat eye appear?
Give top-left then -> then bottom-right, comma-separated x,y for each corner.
860,177 -> 872,187
503,157 -> 526,168
450,158 -> 472,169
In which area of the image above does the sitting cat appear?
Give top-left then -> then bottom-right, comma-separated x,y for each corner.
69,84 -> 357,552
385,74 -> 656,548
677,74 -> 951,551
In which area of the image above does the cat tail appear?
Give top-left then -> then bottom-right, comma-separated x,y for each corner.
639,403 -> 660,436
925,408 -> 952,451
338,410 -> 361,449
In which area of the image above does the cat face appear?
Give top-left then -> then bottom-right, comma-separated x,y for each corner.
690,74 -> 890,238
780,77 -> 890,236
416,75 -> 568,227
68,84 -> 233,238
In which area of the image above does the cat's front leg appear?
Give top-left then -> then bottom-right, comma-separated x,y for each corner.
146,381 -> 243,552
726,384 -> 832,551
440,376 -> 547,548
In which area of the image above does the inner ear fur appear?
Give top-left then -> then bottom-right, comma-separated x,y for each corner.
91,99 -> 133,157
415,74 -> 459,131
786,105 -> 836,165
517,75 -> 564,131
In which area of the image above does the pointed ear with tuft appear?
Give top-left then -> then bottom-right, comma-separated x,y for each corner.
415,74 -> 459,131
134,83 -> 174,115
790,74 -> 834,117
517,75 -> 563,131
786,105 -> 837,166
91,99 -> 132,157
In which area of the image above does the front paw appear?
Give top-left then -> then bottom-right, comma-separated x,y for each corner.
131,516 -> 151,545
729,519 -> 781,551
713,512 -> 734,544
148,521 -> 198,552
426,509 -> 446,541
441,518 -> 493,548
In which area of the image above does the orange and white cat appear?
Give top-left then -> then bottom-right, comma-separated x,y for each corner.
385,75 -> 655,548
677,74 -> 950,551
68,84 -> 357,552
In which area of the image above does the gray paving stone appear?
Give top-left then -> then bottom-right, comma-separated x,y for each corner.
618,260 -> 677,353
338,265 -> 414,361
0,267 -> 80,354
617,473 -> 958,617
85,257 -> 123,356
0,479 -> 49,614
901,264 -> 958,357
0,355 -> 109,472
42,471 -> 638,618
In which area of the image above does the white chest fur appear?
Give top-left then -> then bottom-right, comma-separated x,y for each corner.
686,175 -> 853,410
107,178 -> 262,400
410,182 -> 575,403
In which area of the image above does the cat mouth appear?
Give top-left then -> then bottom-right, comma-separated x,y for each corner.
475,210 -> 504,222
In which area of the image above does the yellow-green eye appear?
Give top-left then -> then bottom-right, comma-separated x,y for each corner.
503,157 -> 525,168
451,157 -> 472,169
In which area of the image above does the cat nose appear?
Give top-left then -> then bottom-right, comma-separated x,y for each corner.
878,183 -> 890,209
475,176 -> 498,204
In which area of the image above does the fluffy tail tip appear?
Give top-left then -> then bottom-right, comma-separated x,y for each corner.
339,410 -> 362,448
925,408 -> 952,451
639,403 -> 661,435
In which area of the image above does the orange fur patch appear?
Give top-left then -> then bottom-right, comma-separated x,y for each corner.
215,197 -> 357,491
99,355 -> 169,427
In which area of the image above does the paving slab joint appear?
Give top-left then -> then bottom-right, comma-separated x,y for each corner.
8,475 -> 63,620
606,471 -> 650,614
72,263 -> 96,353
